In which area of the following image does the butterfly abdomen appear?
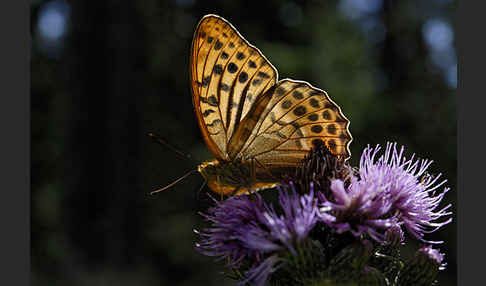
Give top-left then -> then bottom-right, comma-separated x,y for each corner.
198,159 -> 283,195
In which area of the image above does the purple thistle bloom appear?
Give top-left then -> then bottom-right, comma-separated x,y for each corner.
397,245 -> 446,285
420,246 -> 444,263
196,184 -> 320,284
318,142 -> 452,243
420,245 -> 446,270
263,183 -> 320,254
195,194 -> 272,267
239,255 -> 282,286
318,178 -> 399,241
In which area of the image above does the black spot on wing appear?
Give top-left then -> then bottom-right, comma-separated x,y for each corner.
281,100 -> 292,109
324,103 -> 338,111
339,133 -> 350,141
214,40 -> 223,50
309,98 -> 320,108
213,64 -> 223,75
236,52 -> 246,60
327,124 -> 337,135
311,125 -> 323,134
252,79 -> 262,86
257,72 -> 270,79
292,91 -> 304,100
208,95 -> 219,107
308,113 -> 318,121
202,76 -> 210,87
220,83 -> 230,91
322,110 -> 331,120
294,83 -> 307,89
202,109 -> 215,117
248,60 -> 257,68
293,106 -> 307,116
276,87 -> 286,96
228,62 -> 238,73
238,72 -> 248,83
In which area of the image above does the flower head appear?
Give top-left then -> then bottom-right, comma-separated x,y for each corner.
288,143 -> 354,194
195,193 -> 268,267
196,142 -> 453,285
397,246 -> 446,285
318,177 -> 400,241
318,143 -> 452,243
196,184 -> 320,284
239,255 -> 281,286
419,245 -> 445,269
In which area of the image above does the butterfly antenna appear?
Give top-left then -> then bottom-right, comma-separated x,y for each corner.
195,178 -> 208,201
148,132 -> 194,163
150,169 -> 199,195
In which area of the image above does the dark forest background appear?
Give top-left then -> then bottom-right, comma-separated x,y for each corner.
31,0 -> 456,285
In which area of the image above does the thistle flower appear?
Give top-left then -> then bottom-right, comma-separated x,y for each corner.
240,255 -> 281,286
420,245 -> 445,270
195,193 -> 268,267
196,185 -> 320,285
318,143 -> 452,243
195,142 -> 453,286
397,246 -> 446,285
317,177 -> 400,241
288,143 -> 354,194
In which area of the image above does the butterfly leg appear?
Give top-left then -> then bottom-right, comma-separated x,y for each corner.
249,158 -> 257,194
230,185 -> 242,196
217,173 -> 223,201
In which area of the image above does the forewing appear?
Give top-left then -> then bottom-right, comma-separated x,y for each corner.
190,15 -> 277,160
238,79 -> 352,165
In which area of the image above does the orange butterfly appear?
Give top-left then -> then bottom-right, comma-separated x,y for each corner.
183,14 -> 351,196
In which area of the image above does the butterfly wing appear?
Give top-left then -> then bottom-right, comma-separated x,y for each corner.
191,15 -> 352,195
190,15 -> 278,161
233,79 -> 352,166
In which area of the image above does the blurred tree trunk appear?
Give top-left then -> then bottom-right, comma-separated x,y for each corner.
65,1 -> 145,267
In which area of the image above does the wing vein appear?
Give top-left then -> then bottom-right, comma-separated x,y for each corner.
260,88 -> 312,135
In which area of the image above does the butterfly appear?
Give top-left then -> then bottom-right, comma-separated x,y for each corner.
190,14 -> 352,196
